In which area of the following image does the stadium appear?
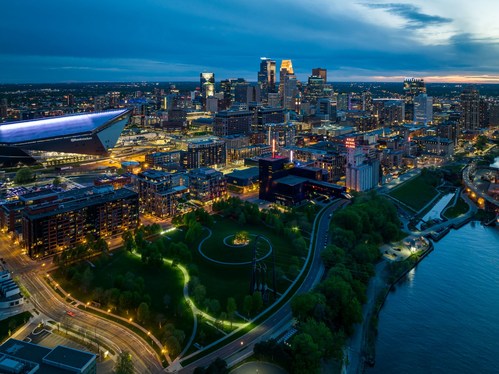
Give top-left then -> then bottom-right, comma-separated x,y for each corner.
0,109 -> 131,166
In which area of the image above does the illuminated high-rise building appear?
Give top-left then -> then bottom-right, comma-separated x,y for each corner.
413,94 -> 433,125
403,77 -> 426,121
461,86 -> 480,132
279,60 -> 297,110
312,67 -> 327,83
258,58 -> 276,99
200,72 -> 215,99
403,78 -> 426,100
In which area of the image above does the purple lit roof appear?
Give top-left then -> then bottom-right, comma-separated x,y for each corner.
0,109 -> 129,144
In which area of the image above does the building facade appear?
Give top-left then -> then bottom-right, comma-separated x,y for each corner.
22,186 -> 139,258
188,167 -> 227,203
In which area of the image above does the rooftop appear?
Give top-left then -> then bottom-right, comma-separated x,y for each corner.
43,345 -> 95,371
0,109 -> 129,144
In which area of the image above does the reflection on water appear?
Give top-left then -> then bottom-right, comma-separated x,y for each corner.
370,224 -> 499,374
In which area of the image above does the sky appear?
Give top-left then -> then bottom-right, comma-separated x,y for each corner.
1,0 -> 499,84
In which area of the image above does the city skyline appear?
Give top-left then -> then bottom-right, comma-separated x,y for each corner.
1,0 -> 499,84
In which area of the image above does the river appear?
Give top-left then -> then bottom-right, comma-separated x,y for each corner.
369,223 -> 499,374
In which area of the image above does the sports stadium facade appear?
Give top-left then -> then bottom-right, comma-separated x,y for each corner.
0,109 -> 131,166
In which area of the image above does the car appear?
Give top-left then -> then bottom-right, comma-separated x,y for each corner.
66,311 -> 76,317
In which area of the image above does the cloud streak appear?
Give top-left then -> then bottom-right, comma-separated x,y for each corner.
363,3 -> 452,29
0,0 -> 497,83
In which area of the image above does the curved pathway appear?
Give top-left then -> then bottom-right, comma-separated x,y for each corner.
198,228 -> 273,266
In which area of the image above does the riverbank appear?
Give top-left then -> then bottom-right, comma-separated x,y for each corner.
369,223 -> 499,373
350,190 -> 478,373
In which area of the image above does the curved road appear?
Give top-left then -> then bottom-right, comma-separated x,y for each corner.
176,198 -> 349,373
0,235 -> 163,374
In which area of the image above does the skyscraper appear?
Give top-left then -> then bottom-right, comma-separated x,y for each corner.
403,78 -> 426,100
200,72 -> 215,99
312,67 -> 327,83
279,60 -> 297,110
258,58 -> 276,100
460,86 -> 480,132
413,94 -> 433,125
403,78 -> 426,121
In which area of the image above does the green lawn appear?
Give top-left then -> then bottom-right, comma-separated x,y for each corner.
52,250 -> 192,336
389,174 -> 439,211
201,220 -> 271,263
0,311 -> 31,343
444,197 -> 469,218
189,216 -> 305,314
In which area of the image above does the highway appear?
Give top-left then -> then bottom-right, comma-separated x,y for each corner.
177,198 -> 349,373
0,234 -> 164,374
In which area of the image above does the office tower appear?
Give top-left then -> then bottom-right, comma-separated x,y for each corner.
404,78 -> 426,121
264,123 -> 296,149
337,93 -> 350,111
200,72 -> 215,99
479,98 -> 490,128
213,109 -> 253,136
256,107 -> 286,130
362,90 -> 373,112
460,86 -> 480,132
312,67 -> 327,83
180,139 -> 226,169
279,60 -> 298,109
188,167 -> 227,203
306,75 -> 325,104
403,78 -> 426,100
413,94 -> 433,125
278,60 -> 297,110
258,58 -> 277,100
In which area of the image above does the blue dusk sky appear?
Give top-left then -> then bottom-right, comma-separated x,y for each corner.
1,0 -> 499,83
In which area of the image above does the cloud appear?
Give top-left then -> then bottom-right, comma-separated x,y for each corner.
363,3 -> 452,29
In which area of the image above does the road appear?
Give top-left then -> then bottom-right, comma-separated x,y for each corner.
0,233 -> 164,374
176,198 -> 350,373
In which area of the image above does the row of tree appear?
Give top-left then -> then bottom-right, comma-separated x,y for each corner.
286,192 -> 403,373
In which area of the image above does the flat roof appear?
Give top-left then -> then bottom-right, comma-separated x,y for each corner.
226,167 -> 259,179
275,175 -> 308,186
43,345 -> 95,371
0,339 -> 51,364
0,109 -> 129,144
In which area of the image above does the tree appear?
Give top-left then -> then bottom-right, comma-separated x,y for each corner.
301,319 -> 335,358
291,333 -> 322,373
80,267 -> 93,293
14,167 -> 34,185
122,231 -> 136,253
137,302 -> 150,324
193,284 -> 206,305
226,297 -> 237,327
208,299 -> 221,316
114,351 -> 134,374
243,295 -> 252,317
185,221 -> 203,244
251,291 -> 263,314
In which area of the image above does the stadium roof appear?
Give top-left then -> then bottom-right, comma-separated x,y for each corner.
0,109 -> 129,144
